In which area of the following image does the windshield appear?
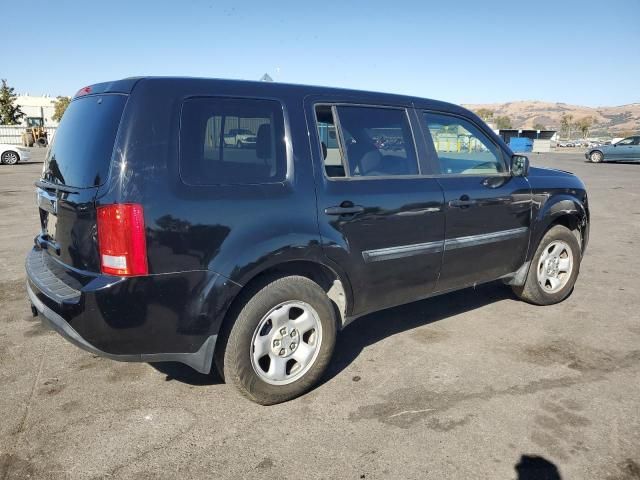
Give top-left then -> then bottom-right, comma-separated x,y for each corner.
43,94 -> 126,188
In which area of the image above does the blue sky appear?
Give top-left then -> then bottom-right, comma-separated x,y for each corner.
3,0 -> 638,106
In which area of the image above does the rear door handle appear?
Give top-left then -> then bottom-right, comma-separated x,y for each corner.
324,205 -> 365,216
448,199 -> 476,208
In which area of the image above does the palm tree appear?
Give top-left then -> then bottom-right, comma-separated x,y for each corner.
560,114 -> 574,140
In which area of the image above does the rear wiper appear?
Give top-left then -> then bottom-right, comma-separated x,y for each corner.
34,179 -> 79,194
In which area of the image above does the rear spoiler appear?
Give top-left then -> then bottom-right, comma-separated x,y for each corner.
73,78 -> 142,99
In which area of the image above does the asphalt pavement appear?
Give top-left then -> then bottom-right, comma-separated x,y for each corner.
0,149 -> 638,479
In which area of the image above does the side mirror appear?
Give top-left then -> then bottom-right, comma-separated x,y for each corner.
511,154 -> 529,177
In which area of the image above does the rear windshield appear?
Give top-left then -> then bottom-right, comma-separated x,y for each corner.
43,94 -> 126,188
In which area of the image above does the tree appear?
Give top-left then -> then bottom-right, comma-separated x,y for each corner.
0,79 -> 24,125
52,96 -> 71,122
474,108 -> 494,121
576,116 -> 594,139
495,115 -> 512,129
560,113 -> 574,139
533,123 -> 546,131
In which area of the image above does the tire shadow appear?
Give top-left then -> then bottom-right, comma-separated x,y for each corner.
149,361 -> 223,386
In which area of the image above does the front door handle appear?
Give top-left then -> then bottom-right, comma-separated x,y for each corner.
324,204 -> 365,216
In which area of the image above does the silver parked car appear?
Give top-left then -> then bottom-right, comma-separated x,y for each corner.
586,136 -> 640,163
0,144 -> 31,165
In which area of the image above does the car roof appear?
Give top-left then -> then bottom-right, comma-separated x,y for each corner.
88,76 -> 471,116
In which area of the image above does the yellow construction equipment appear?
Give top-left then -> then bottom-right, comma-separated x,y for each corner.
21,117 -> 48,147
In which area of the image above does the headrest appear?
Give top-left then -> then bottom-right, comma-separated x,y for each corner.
256,124 -> 271,159
359,149 -> 382,176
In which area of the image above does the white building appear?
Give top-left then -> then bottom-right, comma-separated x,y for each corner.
15,94 -> 59,127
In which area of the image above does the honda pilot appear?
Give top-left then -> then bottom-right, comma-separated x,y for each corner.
27,78 -> 590,404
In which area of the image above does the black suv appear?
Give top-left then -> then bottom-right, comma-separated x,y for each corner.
26,78 -> 589,404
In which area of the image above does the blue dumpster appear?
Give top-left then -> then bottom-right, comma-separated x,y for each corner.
509,137 -> 533,153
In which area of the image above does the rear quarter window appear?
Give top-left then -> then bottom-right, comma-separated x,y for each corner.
179,97 -> 287,185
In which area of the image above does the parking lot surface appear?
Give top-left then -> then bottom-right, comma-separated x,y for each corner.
1,149 -> 639,479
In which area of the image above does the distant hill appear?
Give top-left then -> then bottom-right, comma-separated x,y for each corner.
462,101 -> 640,136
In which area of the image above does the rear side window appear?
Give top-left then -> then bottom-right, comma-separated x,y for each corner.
334,106 -> 418,177
180,98 -> 286,185
315,106 -> 345,178
43,94 -> 126,188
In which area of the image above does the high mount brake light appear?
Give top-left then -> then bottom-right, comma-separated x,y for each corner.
74,86 -> 92,97
97,204 -> 148,276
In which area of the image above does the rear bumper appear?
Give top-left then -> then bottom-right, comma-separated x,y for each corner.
26,248 -> 241,373
28,283 -> 216,373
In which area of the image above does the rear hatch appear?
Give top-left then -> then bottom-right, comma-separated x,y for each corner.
36,92 -> 127,273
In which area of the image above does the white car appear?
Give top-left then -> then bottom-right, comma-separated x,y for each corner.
223,128 -> 257,148
0,144 -> 31,165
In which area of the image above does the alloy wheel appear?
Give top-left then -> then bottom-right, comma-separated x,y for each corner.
1,152 -> 18,165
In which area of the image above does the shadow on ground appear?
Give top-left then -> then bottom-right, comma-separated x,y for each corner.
321,281 -> 515,384
151,281 -> 515,388
150,361 -> 223,386
515,454 -> 562,479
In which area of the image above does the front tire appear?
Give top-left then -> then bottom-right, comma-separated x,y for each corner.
220,276 -> 337,405
1,151 -> 19,165
512,225 -> 581,305
589,150 -> 603,163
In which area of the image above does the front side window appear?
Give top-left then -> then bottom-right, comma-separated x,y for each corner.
617,137 -> 639,146
424,112 -> 505,175
180,97 -> 286,185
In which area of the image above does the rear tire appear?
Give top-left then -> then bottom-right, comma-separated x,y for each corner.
589,150 -> 603,163
219,275 -> 337,405
512,225 -> 581,305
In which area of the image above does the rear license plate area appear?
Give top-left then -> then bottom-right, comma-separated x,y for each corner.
46,212 -> 58,241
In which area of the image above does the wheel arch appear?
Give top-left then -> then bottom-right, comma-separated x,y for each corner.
211,258 -> 353,376
532,195 -> 589,259
220,258 -> 354,334
509,195 -> 588,287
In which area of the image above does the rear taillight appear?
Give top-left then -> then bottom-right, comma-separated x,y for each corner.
96,204 -> 148,276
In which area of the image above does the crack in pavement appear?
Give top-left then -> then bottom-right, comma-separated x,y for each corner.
349,347 -> 640,429
1,339 -> 48,480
